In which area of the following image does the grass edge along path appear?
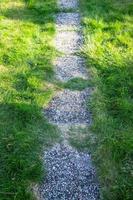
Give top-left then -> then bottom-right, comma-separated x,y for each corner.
79,0 -> 133,200
0,0 -> 59,199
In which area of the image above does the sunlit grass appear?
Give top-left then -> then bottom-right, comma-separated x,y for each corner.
0,0 -> 59,199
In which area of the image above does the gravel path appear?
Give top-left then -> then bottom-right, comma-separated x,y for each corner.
55,31 -> 83,54
56,13 -> 81,30
54,56 -> 88,82
37,0 -> 100,199
58,0 -> 78,9
45,89 -> 92,125
38,143 -> 99,200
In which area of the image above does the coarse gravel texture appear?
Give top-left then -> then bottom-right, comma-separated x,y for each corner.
58,0 -> 78,9
38,143 -> 99,200
53,56 -> 88,82
44,89 -> 92,125
37,0 -> 100,199
55,31 -> 83,54
56,13 -> 81,31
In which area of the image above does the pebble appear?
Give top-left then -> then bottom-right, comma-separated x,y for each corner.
44,89 -> 92,125
38,143 -> 99,200
56,13 -> 81,31
55,31 -> 83,54
57,0 -> 78,9
53,56 -> 88,82
36,0 -> 100,199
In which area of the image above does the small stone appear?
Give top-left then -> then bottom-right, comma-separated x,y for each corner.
55,31 -> 83,54
57,0 -> 78,9
36,0 -> 100,199
56,13 -> 81,31
53,56 -> 88,82
44,89 -> 92,125
37,143 -> 99,200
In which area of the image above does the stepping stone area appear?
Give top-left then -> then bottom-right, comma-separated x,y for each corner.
37,0 -> 100,199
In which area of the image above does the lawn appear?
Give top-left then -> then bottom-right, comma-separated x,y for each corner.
79,0 -> 133,199
0,0 -> 133,199
0,0 -> 59,199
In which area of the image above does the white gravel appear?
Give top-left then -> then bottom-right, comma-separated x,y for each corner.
45,89 -> 92,125
56,13 -> 81,31
53,56 -> 88,82
57,0 -> 78,9
55,31 -> 83,54
36,0 -> 100,199
38,143 -> 99,200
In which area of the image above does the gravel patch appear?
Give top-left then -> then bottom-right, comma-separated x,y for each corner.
55,31 -> 83,54
44,89 -> 92,125
54,56 -> 88,82
38,143 -> 99,200
37,0 -> 100,199
56,13 -> 81,31
58,0 -> 78,9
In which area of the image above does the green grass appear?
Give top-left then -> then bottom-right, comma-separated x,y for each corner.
55,78 -> 92,91
0,0 -> 59,199
79,0 -> 133,199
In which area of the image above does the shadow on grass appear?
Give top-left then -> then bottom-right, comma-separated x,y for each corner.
0,1 -> 60,199
3,7 -> 52,25
1,0 -> 59,25
80,0 -> 133,24
80,0 -> 133,200
0,102 -> 59,200
55,77 -> 93,91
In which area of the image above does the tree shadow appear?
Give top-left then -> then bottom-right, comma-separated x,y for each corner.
1,2 -> 58,25
0,101 -> 59,199
81,0 -> 133,121
80,0 -> 133,24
